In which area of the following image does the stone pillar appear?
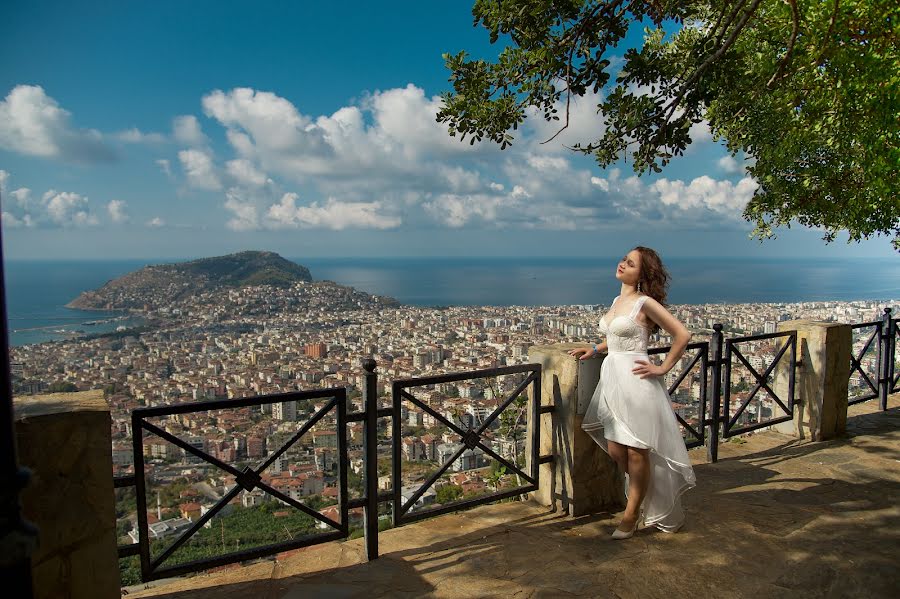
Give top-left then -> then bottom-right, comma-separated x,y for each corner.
773,320 -> 852,441
14,391 -> 120,599
526,343 -> 623,516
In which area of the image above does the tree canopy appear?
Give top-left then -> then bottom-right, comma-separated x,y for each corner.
437,0 -> 899,249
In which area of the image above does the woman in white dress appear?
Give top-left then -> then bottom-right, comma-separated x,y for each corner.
568,247 -> 696,539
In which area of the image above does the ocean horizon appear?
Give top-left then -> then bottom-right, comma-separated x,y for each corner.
4,256 -> 899,346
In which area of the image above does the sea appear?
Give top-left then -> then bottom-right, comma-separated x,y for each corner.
4,256 -> 899,346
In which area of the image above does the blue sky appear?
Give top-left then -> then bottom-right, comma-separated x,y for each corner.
0,0 -> 894,260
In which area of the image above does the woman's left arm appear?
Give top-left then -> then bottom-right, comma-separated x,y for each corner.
637,298 -> 692,377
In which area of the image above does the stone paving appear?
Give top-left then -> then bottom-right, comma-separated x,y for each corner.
128,396 -> 900,599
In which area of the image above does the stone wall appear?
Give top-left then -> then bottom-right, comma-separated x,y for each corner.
526,344 -> 624,516
14,391 -> 120,598
774,320 -> 852,441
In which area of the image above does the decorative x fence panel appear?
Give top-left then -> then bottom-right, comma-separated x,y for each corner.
131,388 -> 348,581
849,321 -> 882,405
723,331 -> 797,438
391,364 -> 541,525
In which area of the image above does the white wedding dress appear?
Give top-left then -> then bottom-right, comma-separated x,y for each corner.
582,294 -> 696,532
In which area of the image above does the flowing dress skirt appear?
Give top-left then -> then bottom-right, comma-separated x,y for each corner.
582,350 -> 696,532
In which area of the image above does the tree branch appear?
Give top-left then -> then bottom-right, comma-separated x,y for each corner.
814,0 -> 840,67
540,0 -> 630,144
767,0 -> 800,88
664,0 -> 764,123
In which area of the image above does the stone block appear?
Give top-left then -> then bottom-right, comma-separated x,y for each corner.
773,320 -> 851,441
527,344 -> 624,516
14,391 -> 121,599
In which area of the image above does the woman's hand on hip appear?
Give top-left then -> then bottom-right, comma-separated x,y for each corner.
632,359 -> 665,379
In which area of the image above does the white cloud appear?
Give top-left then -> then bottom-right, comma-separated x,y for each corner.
9,187 -> 31,207
173,115 -> 208,147
116,127 -> 166,144
0,169 -> 8,192
423,193 -> 514,228
717,155 -> 744,174
510,185 -> 531,200
178,148 -> 221,190
223,189 -> 260,231
107,199 -> 129,224
2,212 -> 28,228
154,83 -> 762,234
265,193 -> 400,230
225,159 -> 269,188
146,217 -> 165,227
156,159 -> 172,177
650,175 -> 756,215
688,120 -> 713,143
0,85 -> 115,162
41,190 -> 99,227
590,176 -> 609,191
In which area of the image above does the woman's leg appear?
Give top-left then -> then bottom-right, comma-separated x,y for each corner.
618,446 -> 650,529
606,440 -> 629,474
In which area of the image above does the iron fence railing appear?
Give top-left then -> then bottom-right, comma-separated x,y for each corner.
130,388 -> 349,581
391,363 -> 542,525
889,316 -> 899,395
849,321 -> 882,406
648,342 -> 709,449
722,330 -> 797,438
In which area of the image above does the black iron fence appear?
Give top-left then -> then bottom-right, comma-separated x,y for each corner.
128,388 -> 349,581
653,308 -> 896,462
391,363 -> 543,526
114,308 -> 898,582
648,341 -> 709,449
117,361 -> 550,581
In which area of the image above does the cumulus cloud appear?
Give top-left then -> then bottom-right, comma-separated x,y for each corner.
178,148 -> 221,190
650,175 -> 756,215
146,217 -> 165,227
223,189 -> 260,231
200,85 -> 485,188
173,115 -> 208,147
107,199 -> 129,223
1,212 -> 29,228
145,83 -> 760,234
225,159 -> 269,188
9,187 -> 31,207
265,193 -> 400,230
423,192 -> 520,228
0,85 -> 116,162
688,120 -> 713,143
41,190 -> 99,227
718,155 -> 749,175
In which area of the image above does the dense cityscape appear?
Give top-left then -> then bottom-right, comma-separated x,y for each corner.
9,279 -> 895,578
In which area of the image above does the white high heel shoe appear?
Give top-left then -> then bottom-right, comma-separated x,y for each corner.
611,510 -> 644,540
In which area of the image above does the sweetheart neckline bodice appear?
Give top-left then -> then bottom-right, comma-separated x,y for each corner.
600,314 -> 649,330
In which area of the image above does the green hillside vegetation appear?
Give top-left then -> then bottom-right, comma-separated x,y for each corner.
67,251 -> 314,310
172,251 -> 312,287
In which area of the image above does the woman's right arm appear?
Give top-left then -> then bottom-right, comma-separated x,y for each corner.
568,340 -> 607,359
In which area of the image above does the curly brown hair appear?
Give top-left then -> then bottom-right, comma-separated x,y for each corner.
633,246 -> 670,335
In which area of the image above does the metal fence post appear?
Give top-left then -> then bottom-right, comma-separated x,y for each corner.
881,308 -> 893,411
362,358 -> 379,560
706,324 -> 724,463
